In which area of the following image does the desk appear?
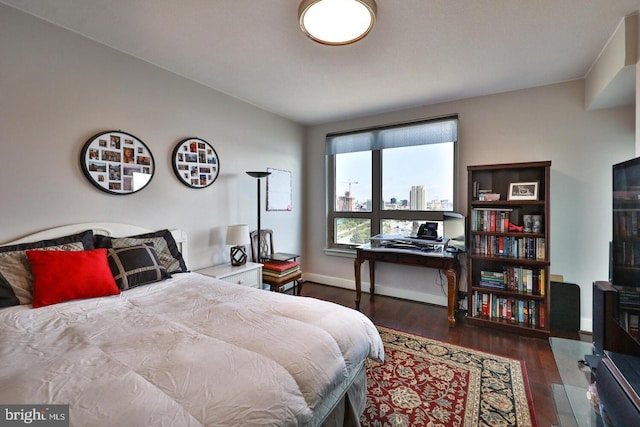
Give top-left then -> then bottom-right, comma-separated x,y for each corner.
354,244 -> 461,327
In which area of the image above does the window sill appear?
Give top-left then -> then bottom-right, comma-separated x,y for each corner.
323,248 -> 356,259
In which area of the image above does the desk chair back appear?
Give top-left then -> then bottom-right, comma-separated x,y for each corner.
250,229 -> 274,263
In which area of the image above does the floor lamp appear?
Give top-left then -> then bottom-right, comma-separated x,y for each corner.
246,171 -> 271,263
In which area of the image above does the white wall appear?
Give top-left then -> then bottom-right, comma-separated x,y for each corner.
0,4 -> 304,270
1,4 -> 637,332
304,80 -> 635,332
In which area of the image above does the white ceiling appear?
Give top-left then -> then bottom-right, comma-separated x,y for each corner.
2,0 -> 640,125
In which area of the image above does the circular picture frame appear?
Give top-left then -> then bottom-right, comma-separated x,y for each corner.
80,130 -> 155,195
171,137 -> 220,188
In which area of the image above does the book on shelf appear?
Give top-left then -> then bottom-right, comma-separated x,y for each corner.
476,267 -> 545,295
478,269 -> 506,290
622,313 -> 640,339
481,270 -> 505,281
472,291 -> 545,328
614,210 -> 640,238
471,235 -> 546,261
479,281 -> 505,290
506,266 -> 544,295
471,208 -> 512,232
481,293 -> 489,316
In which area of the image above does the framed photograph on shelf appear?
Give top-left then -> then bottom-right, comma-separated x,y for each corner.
171,137 -> 219,188
508,181 -> 539,200
80,130 -> 154,195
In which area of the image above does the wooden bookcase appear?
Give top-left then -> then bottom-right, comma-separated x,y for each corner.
467,161 -> 551,337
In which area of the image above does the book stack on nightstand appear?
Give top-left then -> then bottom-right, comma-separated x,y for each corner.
261,252 -> 302,294
262,260 -> 300,280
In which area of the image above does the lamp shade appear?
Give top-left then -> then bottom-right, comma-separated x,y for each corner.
226,224 -> 250,246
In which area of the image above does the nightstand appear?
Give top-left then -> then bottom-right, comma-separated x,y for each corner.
197,262 -> 263,289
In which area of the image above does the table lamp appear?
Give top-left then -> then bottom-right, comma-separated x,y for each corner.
226,224 -> 250,266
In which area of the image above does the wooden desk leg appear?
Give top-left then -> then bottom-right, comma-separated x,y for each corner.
444,268 -> 459,327
354,257 -> 364,310
368,260 -> 376,295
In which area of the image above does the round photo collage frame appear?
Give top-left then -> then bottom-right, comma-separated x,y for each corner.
80,132 -> 219,195
80,130 -> 155,195
171,137 -> 220,189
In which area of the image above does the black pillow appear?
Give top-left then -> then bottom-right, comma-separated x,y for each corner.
0,229 -> 94,253
95,229 -> 187,274
107,244 -> 171,290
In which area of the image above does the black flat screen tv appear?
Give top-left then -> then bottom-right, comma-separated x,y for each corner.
611,156 -> 640,347
596,158 -> 640,426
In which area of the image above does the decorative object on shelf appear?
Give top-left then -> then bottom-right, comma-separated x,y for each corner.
298,0 -> 377,46
479,192 -> 500,201
508,222 -> 524,232
267,168 -> 292,211
80,130 -> 154,195
246,171 -> 271,263
532,215 -> 543,233
507,181 -> 539,200
522,214 -> 533,232
171,137 -> 219,188
226,224 -> 250,266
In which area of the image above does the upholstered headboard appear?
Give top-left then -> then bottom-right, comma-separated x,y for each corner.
2,222 -> 189,267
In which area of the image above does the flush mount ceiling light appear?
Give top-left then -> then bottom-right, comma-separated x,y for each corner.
298,0 -> 377,46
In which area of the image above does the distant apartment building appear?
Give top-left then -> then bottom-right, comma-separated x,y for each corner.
410,185 -> 426,210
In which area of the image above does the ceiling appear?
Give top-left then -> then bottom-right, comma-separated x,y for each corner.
2,0 -> 640,125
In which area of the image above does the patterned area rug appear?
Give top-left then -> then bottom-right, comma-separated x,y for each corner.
362,327 -> 537,427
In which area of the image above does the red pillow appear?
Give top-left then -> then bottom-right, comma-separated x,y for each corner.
26,248 -> 120,308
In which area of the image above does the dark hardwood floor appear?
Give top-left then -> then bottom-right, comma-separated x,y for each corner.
297,282 -> 581,427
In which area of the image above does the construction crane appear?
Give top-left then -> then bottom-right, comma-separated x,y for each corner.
342,179 -> 358,195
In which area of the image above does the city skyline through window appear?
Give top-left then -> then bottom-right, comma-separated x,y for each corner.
335,143 -> 454,211
327,116 -> 458,248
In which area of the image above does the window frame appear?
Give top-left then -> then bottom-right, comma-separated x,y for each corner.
326,116 -> 459,251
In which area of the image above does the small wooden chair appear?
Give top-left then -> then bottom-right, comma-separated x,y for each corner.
250,229 -> 302,295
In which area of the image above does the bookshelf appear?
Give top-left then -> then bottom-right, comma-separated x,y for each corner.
467,161 -> 551,337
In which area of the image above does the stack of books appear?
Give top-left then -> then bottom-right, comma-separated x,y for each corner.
262,259 -> 300,279
479,270 -> 506,290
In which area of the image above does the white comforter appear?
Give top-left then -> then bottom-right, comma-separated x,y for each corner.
0,272 -> 384,426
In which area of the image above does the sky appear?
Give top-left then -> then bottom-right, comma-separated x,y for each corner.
335,143 -> 454,204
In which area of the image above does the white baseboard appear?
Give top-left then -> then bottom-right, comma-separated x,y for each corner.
302,273 -> 448,307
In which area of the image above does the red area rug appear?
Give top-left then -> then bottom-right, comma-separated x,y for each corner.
362,327 -> 537,427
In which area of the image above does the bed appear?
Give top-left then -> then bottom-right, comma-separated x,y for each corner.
0,222 -> 384,427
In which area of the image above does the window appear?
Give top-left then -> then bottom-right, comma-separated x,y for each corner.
326,116 -> 458,250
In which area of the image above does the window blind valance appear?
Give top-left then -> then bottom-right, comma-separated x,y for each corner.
325,116 -> 458,155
